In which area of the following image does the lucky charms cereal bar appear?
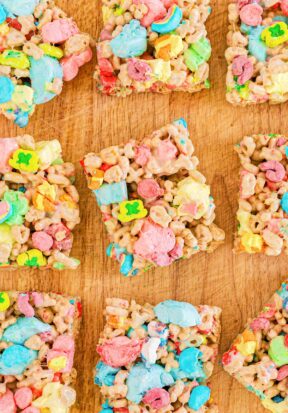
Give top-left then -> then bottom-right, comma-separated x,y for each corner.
82,120 -> 225,276
95,0 -> 212,95
234,133 -> 288,256
0,135 -> 80,269
95,298 -> 222,413
0,291 -> 81,413
222,280 -> 288,413
226,0 -> 288,105
0,0 -> 92,127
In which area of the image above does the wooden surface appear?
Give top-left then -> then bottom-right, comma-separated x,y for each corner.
1,0 -> 288,412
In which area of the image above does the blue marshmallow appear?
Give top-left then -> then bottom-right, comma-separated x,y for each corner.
95,361 -> 120,386
281,193 -> 288,213
30,56 -> 63,104
179,347 -> 204,375
0,76 -> 15,104
110,20 -> 147,59
188,385 -> 211,410
0,344 -> 37,375
154,300 -> 201,327
126,363 -> 174,403
2,317 -> 51,344
0,0 -> 40,16
94,181 -> 128,206
0,4 -> 7,23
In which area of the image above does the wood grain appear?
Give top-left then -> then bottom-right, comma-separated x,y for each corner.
1,0 -> 287,412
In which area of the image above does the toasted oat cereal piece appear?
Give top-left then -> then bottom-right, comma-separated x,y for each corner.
95,0 -> 212,96
222,280 -> 288,413
234,133 -> 288,256
0,0 -> 92,127
226,0 -> 288,105
0,290 -> 81,412
95,298 -> 222,413
0,135 -> 80,269
82,119 -> 225,277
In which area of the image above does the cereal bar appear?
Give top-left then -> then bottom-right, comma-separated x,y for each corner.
95,0 -> 212,96
0,0 -> 92,127
226,0 -> 288,105
222,280 -> 288,413
0,290 -> 82,413
95,298 -> 221,413
234,133 -> 288,256
82,119 -> 225,277
0,135 -> 80,269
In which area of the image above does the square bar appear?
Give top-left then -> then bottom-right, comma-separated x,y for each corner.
234,133 -> 288,256
0,290 -> 82,412
0,135 -> 80,269
82,120 -> 225,276
95,0 -> 212,96
226,0 -> 288,105
222,280 -> 288,413
95,298 -> 221,413
0,0 -> 92,127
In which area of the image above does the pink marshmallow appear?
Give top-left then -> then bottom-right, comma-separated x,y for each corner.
249,317 -> 270,332
31,292 -> 44,307
97,336 -> 143,368
17,294 -> 35,318
134,145 -> 151,166
137,179 -> 164,199
239,3 -> 263,26
53,334 -> 75,352
0,389 -> 16,413
41,18 -> 79,44
133,0 -> 166,27
14,388 -> 33,410
232,55 -> 253,85
133,220 -> 176,266
61,47 -> 93,81
259,160 -> 286,182
32,231 -> 54,252
134,220 -> 175,256
47,335 -> 75,373
22,408 -> 40,413
0,138 -> 19,174
142,388 -> 170,409
277,137 -> 287,146
156,139 -> 178,161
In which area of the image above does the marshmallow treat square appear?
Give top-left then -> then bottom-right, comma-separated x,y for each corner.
0,291 -> 82,412
82,120 -> 225,277
0,0 -> 92,127
226,0 -> 288,105
95,298 -> 222,413
0,136 -> 80,269
234,134 -> 288,256
222,280 -> 288,413
95,0 -> 212,95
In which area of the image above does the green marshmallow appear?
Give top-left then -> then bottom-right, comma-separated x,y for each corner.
184,37 -> 211,72
268,336 -> 288,367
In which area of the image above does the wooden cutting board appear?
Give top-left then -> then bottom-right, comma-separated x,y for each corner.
1,0 -> 287,412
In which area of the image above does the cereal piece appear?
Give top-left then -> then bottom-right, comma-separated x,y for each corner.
95,0 -> 212,96
0,0 -> 92,127
0,135 -> 80,269
234,133 -> 288,256
222,280 -> 288,413
82,120 -> 225,276
95,298 -> 222,413
0,291 -> 81,412
226,0 -> 288,105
